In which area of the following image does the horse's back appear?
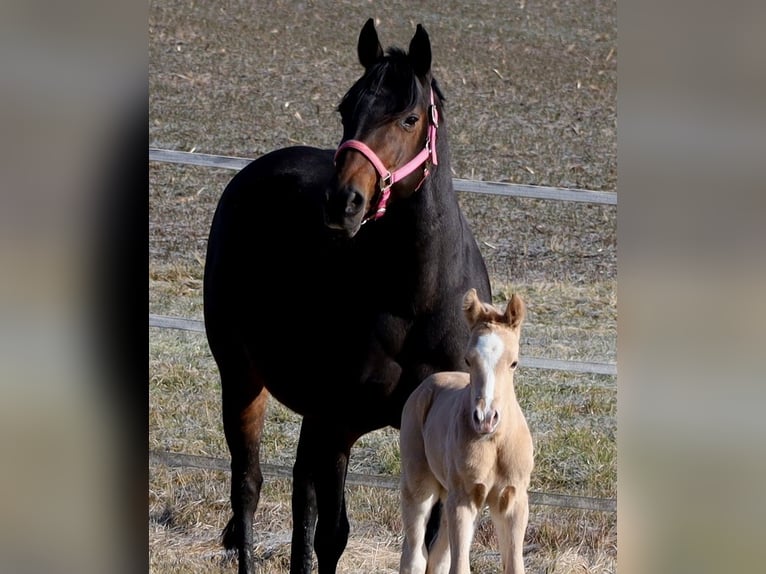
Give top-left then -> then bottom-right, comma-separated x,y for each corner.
401,372 -> 467,429
207,145 -> 334,239
204,146 -> 333,298
203,146 -> 336,379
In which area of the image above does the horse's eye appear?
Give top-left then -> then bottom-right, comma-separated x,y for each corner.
465,357 -> 471,367
402,115 -> 419,129
510,361 -> 518,369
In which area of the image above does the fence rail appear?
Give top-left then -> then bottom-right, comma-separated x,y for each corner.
149,148 -> 617,205
149,314 -> 616,376
150,450 -> 616,513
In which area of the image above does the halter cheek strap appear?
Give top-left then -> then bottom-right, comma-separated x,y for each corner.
334,88 -> 439,222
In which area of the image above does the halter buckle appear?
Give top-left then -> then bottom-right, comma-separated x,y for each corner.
380,172 -> 393,191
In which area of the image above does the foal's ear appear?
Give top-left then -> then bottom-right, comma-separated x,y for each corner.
358,18 -> 383,70
505,293 -> 526,329
462,288 -> 483,326
408,24 -> 432,78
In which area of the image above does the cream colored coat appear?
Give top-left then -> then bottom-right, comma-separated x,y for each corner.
399,289 -> 533,574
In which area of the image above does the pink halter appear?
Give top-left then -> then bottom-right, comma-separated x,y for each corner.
334,88 -> 439,222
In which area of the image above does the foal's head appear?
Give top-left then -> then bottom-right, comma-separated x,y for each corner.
462,288 -> 526,435
326,18 -> 442,236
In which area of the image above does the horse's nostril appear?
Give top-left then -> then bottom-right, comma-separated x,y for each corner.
346,189 -> 364,213
473,409 -> 482,425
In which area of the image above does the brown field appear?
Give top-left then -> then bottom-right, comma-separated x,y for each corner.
149,0 -> 616,572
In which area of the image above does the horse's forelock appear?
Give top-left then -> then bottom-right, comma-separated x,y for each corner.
338,48 -> 427,123
473,303 -> 505,325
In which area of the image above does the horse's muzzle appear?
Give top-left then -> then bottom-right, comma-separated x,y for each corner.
472,406 -> 500,435
323,185 -> 366,237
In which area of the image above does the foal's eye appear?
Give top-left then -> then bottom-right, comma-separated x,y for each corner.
510,361 -> 518,369
402,115 -> 419,129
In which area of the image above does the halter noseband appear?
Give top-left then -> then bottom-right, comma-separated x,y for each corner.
334,88 -> 439,223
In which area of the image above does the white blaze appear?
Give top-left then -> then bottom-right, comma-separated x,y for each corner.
474,332 -> 503,406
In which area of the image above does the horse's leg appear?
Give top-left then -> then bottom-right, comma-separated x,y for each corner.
289,419 -> 318,574
445,492 -> 478,574
290,417 -> 355,574
491,487 -> 529,574
219,363 -> 269,574
400,481 -> 439,574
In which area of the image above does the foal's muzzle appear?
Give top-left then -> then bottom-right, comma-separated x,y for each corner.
473,405 -> 500,435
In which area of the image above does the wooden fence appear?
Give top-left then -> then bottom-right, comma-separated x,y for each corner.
149,148 -> 617,513
149,148 -> 618,205
150,450 -> 616,513
149,313 -> 616,376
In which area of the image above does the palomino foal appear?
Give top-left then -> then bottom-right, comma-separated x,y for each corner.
399,288 -> 533,574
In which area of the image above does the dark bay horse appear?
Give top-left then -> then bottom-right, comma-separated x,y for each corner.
203,19 -> 491,574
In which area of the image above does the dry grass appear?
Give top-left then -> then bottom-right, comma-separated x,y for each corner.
149,0 -> 616,571
149,464 -> 615,573
149,309 -> 616,573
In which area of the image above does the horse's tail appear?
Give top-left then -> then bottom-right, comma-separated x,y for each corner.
221,516 -> 238,551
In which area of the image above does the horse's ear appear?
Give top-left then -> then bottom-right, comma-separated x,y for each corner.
408,24 -> 432,78
505,293 -> 526,329
358,18 -> 383,70
462,288 -> 483,326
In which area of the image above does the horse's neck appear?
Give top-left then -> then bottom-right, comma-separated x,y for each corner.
401,127 -> 463,254
395,172 -> 463,301
423,120 -> 460,223
368,122 -> 472,304
501,365 -> 522,398
496,377 -> 525,435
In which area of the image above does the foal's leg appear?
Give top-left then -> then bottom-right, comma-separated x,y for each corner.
290,416 -> 356,574
219,365 -> 270,574
400,480 -> 440,574
399,388 -> 446,574
491,487 -> 529,574
446,491 -> 479,574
